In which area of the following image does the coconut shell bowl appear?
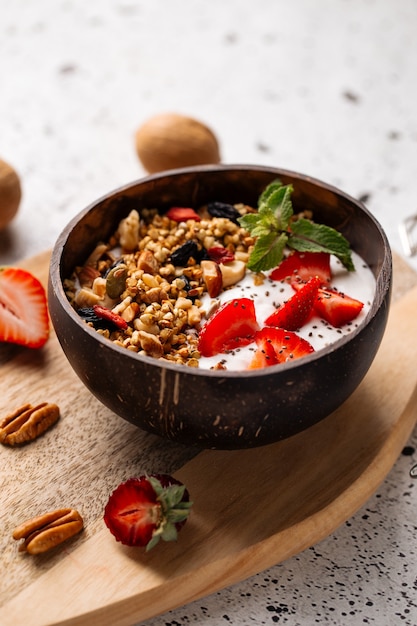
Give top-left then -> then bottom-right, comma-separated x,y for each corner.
48,165 -> 392,450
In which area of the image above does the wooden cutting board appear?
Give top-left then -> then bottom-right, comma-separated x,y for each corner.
1,251 -> 417,626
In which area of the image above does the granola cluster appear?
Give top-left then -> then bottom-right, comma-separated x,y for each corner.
64,204 -> 256,366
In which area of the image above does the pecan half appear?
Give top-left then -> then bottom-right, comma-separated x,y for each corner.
12,508 -> 84,554
0,402 -> 60,446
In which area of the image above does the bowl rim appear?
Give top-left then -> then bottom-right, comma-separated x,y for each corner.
49,163 -> 392,379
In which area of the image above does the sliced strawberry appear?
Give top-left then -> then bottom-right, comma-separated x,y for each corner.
103,474 -> 192,551
248,334 -> 279,369
314,288 -> 364,328
0,267 -> 49,348
198,298 -> 259,357
269,253 -> 302,282
166,207 -> 201,222
264,276 -> 321,331
249,327 -> 315,369
269,251 -> 331,286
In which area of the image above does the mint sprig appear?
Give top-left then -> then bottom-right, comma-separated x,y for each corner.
238,180 -> 354,272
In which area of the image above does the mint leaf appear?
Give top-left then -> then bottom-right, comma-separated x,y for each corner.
238,180 -> 355,273
246,231 -> 288,272
259,183 -> 294,230
239,180 -> 293,272
257,180 -> 284,208
237,212 -> 260,229
289,219 -> 354,270
238,211 -> 273,239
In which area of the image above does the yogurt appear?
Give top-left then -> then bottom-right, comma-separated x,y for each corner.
198,251 -> 376,371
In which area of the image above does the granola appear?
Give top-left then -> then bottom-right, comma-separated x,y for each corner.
65,203 -> 256,367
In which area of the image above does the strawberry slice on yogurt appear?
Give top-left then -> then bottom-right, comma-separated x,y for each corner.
198,297 -> 259,357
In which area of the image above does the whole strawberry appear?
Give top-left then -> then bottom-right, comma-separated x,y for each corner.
103,474 -> 192,551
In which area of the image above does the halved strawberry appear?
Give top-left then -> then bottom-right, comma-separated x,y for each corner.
249,327 -> 315,369
264,276 -> 321,331
198,297 -> 259,357
103,474 -> 192,551
166,207 -> 201,222
269,251 -> 331,286
314,288 -> 364,328
0,267 -> 49,348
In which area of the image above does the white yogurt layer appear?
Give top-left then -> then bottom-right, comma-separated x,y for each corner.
198,251 -> 376,371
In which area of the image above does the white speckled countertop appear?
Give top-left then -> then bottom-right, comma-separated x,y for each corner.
1,1 -> 416,624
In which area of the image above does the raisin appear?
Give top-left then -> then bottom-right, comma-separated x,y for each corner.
207,201 -> 241,224
77,306 -> 128,331
170,240 -> 201,266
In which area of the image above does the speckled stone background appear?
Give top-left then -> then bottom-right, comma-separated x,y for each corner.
1,1 -> 416,625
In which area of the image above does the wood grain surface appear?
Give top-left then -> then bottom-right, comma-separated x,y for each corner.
1,251 -> 417,626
